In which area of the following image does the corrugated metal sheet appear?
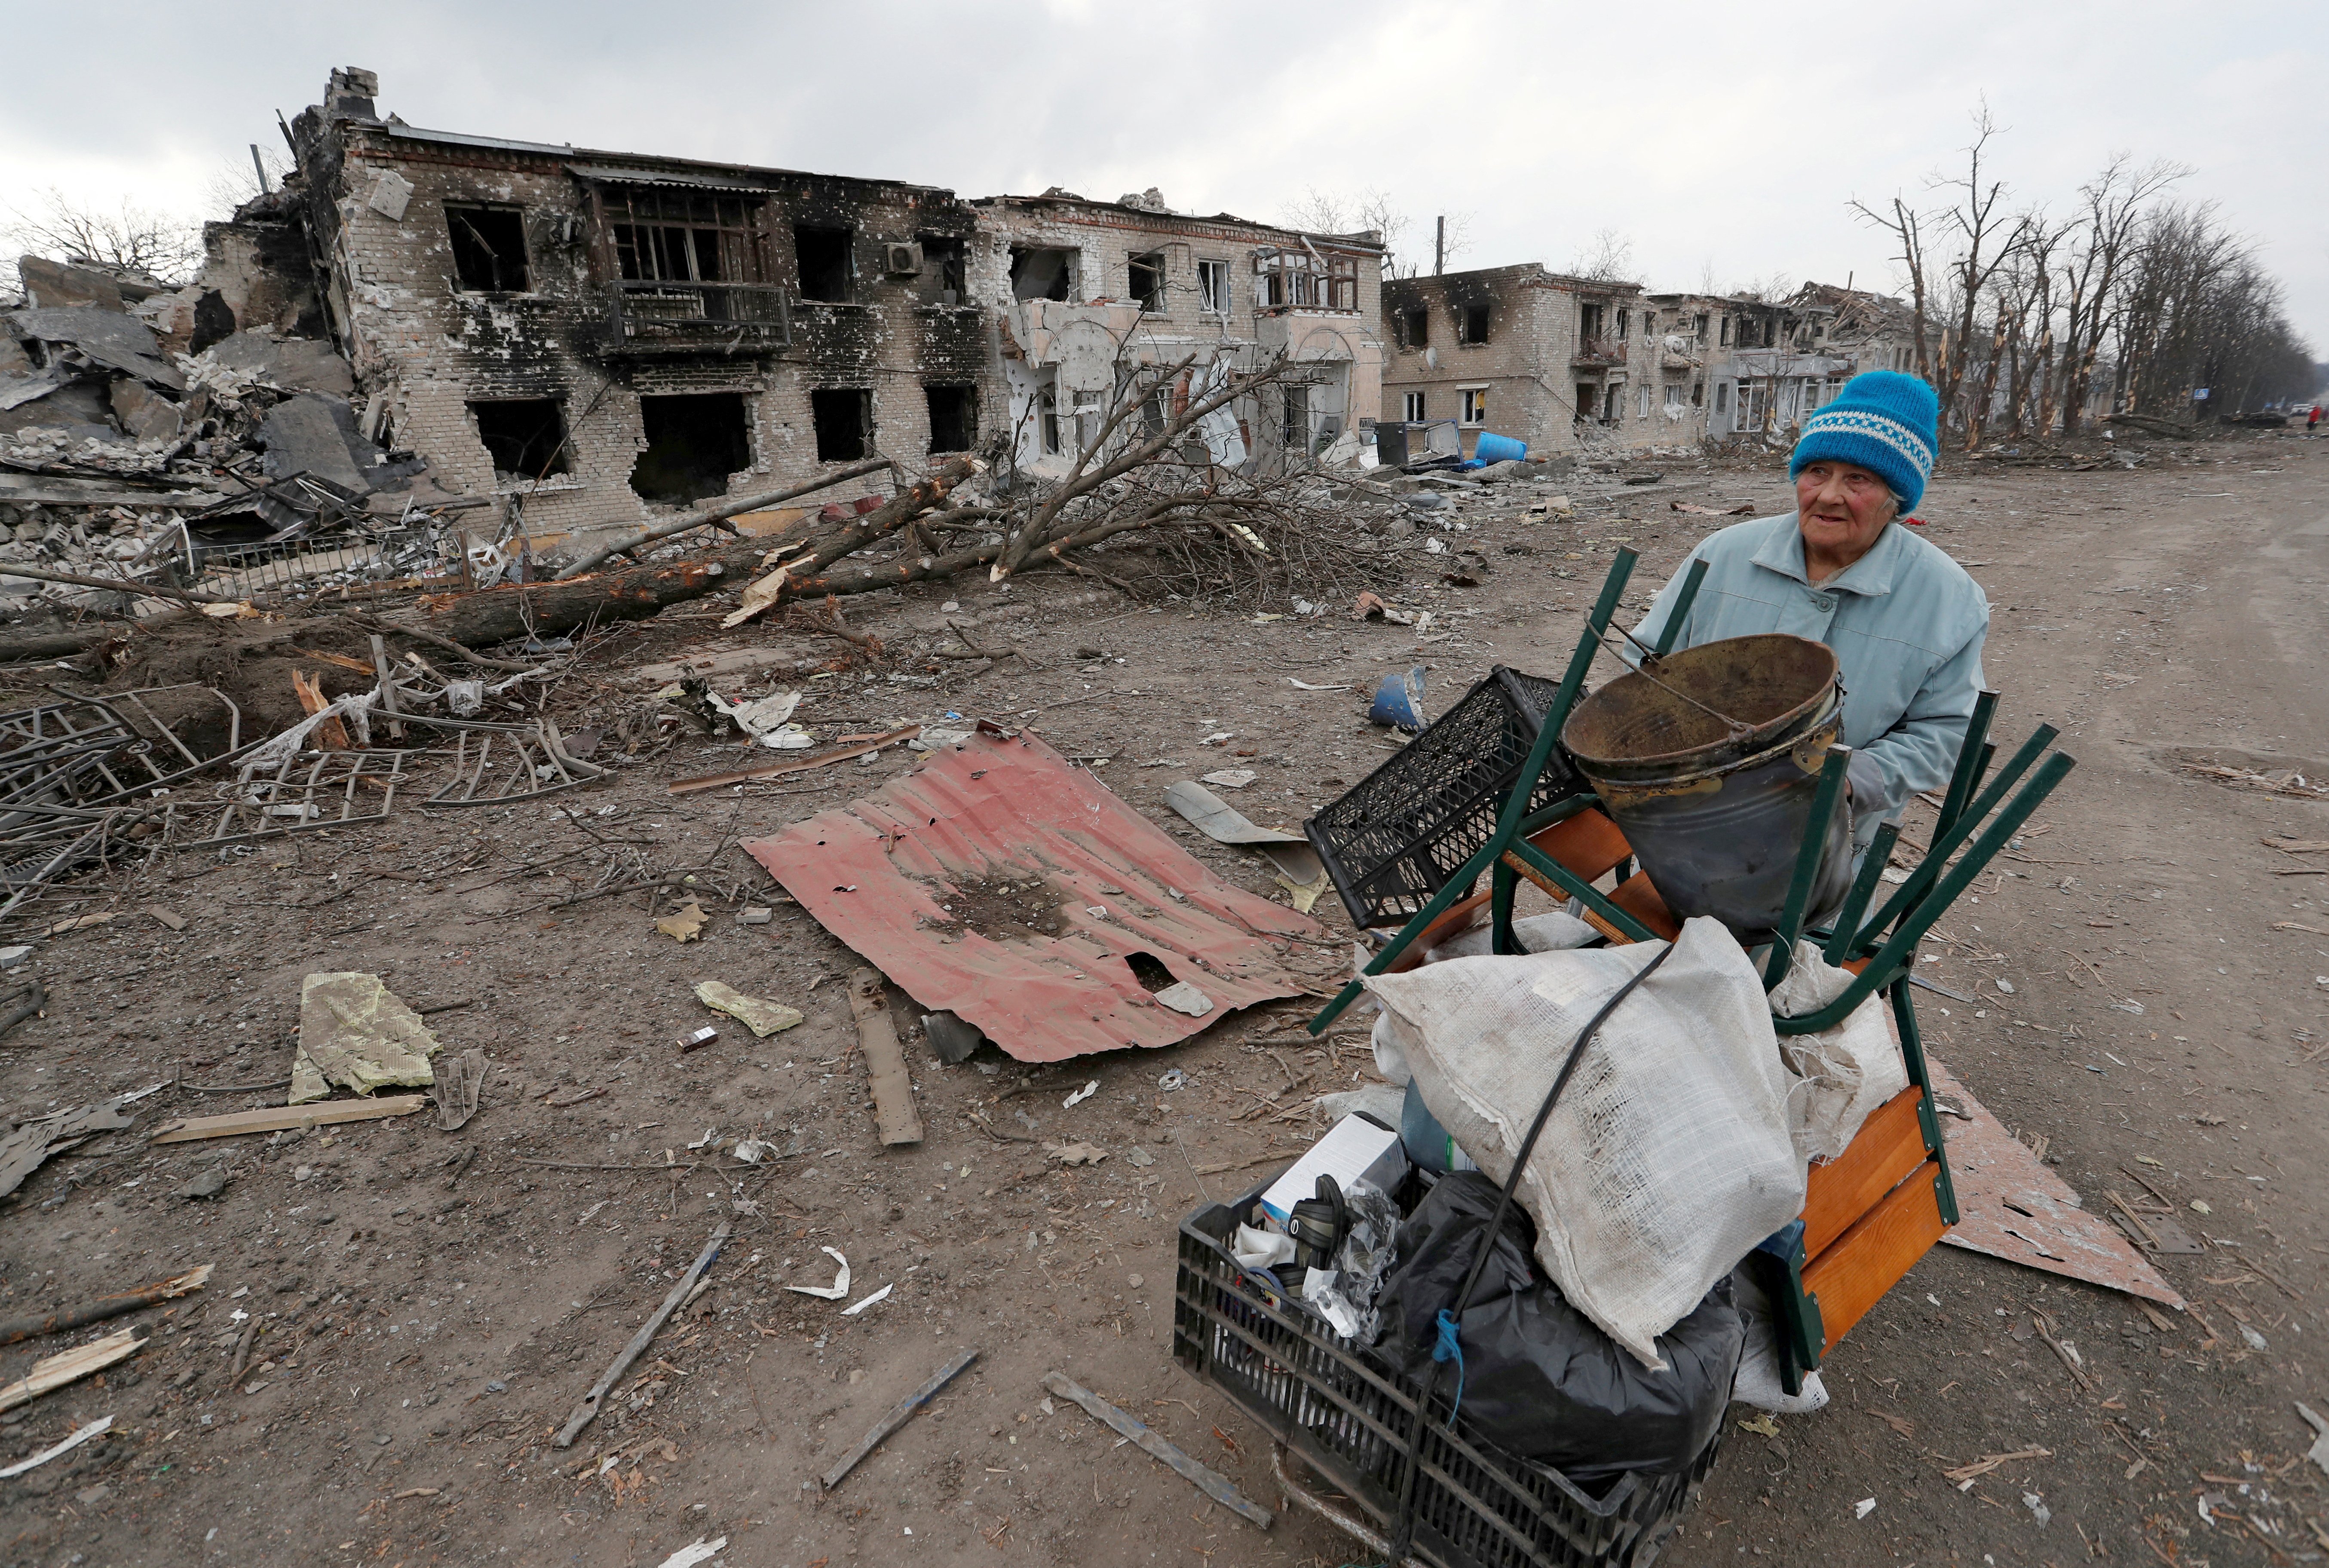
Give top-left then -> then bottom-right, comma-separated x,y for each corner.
744,727 -> 1324,1063
1929,1058 -> 2185,1308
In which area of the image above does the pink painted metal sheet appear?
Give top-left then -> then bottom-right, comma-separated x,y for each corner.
1927,1057 -> 2186,1309
743,726 -> 1327,1062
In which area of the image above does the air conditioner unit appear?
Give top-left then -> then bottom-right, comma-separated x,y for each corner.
883,242 -> 923,277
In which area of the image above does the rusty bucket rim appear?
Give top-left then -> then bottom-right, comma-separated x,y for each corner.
1560,633 -> 1841,777
1584,705 -> 1844,796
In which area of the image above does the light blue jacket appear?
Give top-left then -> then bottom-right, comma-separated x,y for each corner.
1627,514 -> 1990,851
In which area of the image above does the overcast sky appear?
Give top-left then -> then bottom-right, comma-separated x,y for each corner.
5,1 -> 2323,350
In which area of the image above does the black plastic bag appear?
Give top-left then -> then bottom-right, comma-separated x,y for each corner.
1369,1171 -> 1742,1485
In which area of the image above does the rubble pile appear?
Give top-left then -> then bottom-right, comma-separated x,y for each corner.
0,252 -> 474,626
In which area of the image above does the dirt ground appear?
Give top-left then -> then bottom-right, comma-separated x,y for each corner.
2,427 -> 2326,1568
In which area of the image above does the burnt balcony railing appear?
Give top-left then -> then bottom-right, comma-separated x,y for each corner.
595,281 -> 791,356
1572,335 -> 1627,367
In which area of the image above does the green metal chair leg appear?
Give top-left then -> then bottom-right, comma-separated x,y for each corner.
1763,746 -> 1853,992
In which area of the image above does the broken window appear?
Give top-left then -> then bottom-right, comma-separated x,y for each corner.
600,187 -> 776,319
1281,384 -> 1311,452
1715,381 -> 1731,414
1637,386 -> 1651,419
919,235 -> 967,303
1324,255 -> 1358,310
1403,390 -> 1425,422
1579,303 -> 1603,339
810,388 -> 872,462
444,204 -> 529,293
925,384 -> 976,453
1255,248 -> 1354,310
1602,386 -> 1619,423
1399,309 -> 1428,349
1692,379 -> 1705,407
1575,383 -> 1597,420
469,399 -> 570,483
1196,259 -> 1229,313
1460,388 -> 1487,426
630,393 -> 751,505
1694,313 -> 1710,340
1459,305 -> 1490,345
1038,387 -> 1061,455
1128,252 -> 1167,312
1615,308 -> 1630,340
794,226 -> 854,303
1664,383 -> 1684,408
1719,315 -> 1732,346
1010,246 -> 1076,302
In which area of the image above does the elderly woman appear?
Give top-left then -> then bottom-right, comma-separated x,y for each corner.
1629,371 -> 1988,858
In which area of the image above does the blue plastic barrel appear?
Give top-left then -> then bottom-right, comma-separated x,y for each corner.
1472,431 -> 1528,463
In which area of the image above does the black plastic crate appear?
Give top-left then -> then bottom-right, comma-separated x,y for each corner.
1172,1179 -> 1720,1568
1305,665 -> 1587,929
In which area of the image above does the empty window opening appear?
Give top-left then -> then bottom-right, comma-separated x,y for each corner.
1039,388 -> 1061,455
1399,308 -> 1429,349
794,226 -> 854,303
1403,390 -> 1426,421
811,388 -> 872,462
1719,315 -> 1733,346
444,204 -> 529,293
1010,246 -> 1076,302
1461,387 -> 1487,426
1615,308 -> 1631,340
629,393 -> 751,505
1602,386 -> 1619,423
470,399 -> 570,483
1281,384 -> 1311,452
1692,379 -> 1705,407
919,235 -> 968,303
1576,383 -> 1597,420
1460,305 -> 1490,345
1197,259 -> 1229,313
1715,381 -> 1731,414
1578,303 -> 1604,339
925,384 -> 976,453
1664,383 -> 1684,408
1129,252 -> 1166,312
1124,952 -> 1177,993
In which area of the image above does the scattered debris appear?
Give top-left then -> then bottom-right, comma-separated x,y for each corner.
0,1415 -> 113,1479
2297,1403 -> 2329,1477
1062,1081 -> 1098,1109
846,968 -> 924,1145
1927,1059 -> 2183,1306
289,971 -> 442,1104
1045,1141 -> 1108,1166
0,1326 -> 144,1412
651,1537 -> 727,1568
745,729 -> 1318,1062
1943,1447 -> 2053,1490
1368,666 -> 1426,730
1040,1371 -> 1272,1528
1161,779 -> 1327,907
0,1084 -> 158,1198
656,901 -> 709,943
786,1248 -> 851,1301
0,1264 -> 211,1347
821,1348 -> 978,1490
840,1284 -> 892,1317
693,980 -> 803,1038
668,725 -> 922,797
555,1220 -> 731,1448
147,1095 -> 427,1144
429,1048 -> 486,1131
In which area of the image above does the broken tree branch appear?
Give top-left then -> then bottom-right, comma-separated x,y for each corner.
555,1219 -> 730,1448
0,1263 -> 212,1347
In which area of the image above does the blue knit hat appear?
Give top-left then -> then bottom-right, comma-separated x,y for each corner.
1789,371 -> 1939,513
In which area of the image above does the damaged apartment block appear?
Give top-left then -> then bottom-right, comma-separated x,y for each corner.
213,69 -> 1394,569
979,186 -> 1384,479
260,67 -> 989,558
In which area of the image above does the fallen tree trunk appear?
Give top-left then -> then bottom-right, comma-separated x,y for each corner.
410,550 -> 757,648
551,457 -> 894,580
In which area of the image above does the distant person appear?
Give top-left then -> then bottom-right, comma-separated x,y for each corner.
2309,404 -> 2320,436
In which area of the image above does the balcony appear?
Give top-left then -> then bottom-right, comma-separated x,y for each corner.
1572,335 -> 1627,368
587,281 -> 791,358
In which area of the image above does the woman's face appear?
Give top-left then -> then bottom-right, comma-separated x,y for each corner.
1795,459 -> 1897,564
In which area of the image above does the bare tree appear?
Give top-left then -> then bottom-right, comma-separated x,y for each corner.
201,147 -> 294,221
1282,187 -> 1417,276
3,187 -> 203,287
2054,156 -> 2185,433
1570,228 -> 1636,283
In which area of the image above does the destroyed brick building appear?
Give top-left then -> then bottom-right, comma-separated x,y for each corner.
152,69 -> 1391,563
980,189 -> 1384,476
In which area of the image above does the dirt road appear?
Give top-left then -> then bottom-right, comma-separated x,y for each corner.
0,431 -> 2323,1567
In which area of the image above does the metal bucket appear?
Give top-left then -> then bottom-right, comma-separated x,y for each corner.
1561,635 -> 1854,942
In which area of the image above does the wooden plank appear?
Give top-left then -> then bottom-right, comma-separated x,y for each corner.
846,968 -> 923,1146
0,1326 -> 143,1412
1606,871 -> 1681,942
820,1348 -> 977,1490
147,1096 -> 427,1144
1801,1087 -> 1929,1259
554,1221 -> 730,1448
1802,1158 -> 1946,1353
1041,1371 -> 1273,1528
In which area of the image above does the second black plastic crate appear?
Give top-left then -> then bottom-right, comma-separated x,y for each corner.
1172,1179 -> 1720,1568
1304,665 -> 1587,929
